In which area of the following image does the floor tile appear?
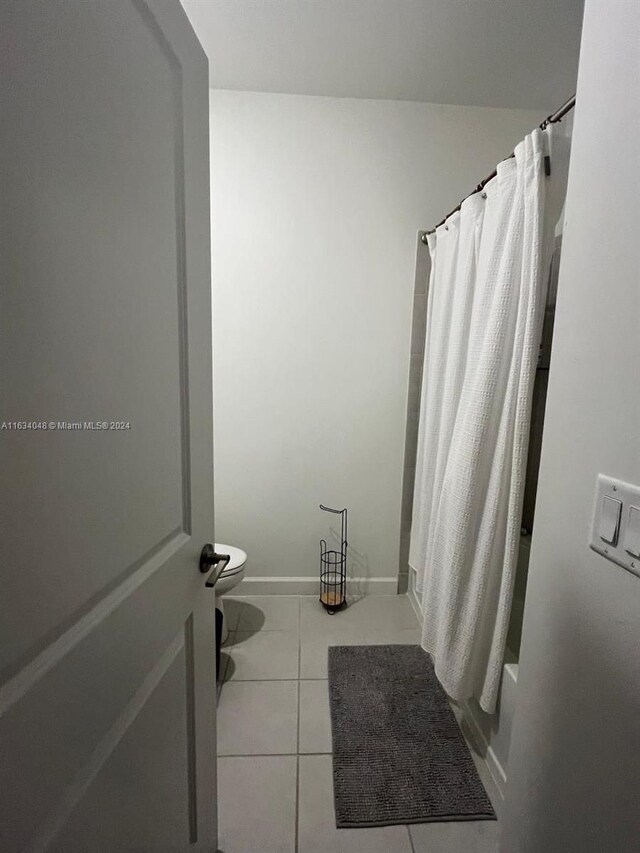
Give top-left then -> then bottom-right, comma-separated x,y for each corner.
236,595 -> 300,633
409,819 -> 499,853
217,680 -> 298,755
361,626 -> 422,645
217,650 -> 231,701
224,630 -> 299,680
215,594 -> 500,853
299,633 -> 365,679
220,645 -> 236,685
221,596 -> 244,633
298,755 -> 413,853
299,598 -> 365,640
299,595 -> 418,640
218,756 -> 296,853
299,680 -> 332,754
341,594 -> 419,631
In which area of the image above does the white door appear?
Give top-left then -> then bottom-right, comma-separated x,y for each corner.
0,2 -> 218,851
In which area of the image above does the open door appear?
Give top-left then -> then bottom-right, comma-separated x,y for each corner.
0,1 -> 217,850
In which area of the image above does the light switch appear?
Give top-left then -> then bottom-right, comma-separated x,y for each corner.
624,506 -> 640,558
590,474 -> 640,578
599,495 -> 622,545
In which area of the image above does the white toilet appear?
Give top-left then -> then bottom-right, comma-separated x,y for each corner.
214,542 -> 247,643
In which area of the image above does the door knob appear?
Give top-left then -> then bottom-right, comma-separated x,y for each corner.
199,544 -> 231,588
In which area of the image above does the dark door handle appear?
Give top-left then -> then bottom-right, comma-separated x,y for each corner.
199,544 -> 231,588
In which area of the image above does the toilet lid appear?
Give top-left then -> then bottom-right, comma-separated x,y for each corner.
215,543 -> 247,574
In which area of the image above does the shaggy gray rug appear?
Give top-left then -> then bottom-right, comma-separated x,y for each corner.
328,644 -> 496,827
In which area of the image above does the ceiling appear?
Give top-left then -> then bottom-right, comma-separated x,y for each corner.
180,0 -> 583,110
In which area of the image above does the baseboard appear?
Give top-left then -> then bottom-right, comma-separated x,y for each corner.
237,576 -> 399,596
407,568 -> 422,622
460,701 -> 507,809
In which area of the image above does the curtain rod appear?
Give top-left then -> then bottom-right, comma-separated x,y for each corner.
421,93 -> 576,242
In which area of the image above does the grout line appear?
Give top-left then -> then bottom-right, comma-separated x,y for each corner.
297,598 -> 302,678
232,628 -> 301,635
223,676 -> 300,683
295,754 -> 300,853
295,624 -> 302,853
222,678 -> 300,684
217,752 -> 283,758
406,823 -> 417,853
219,752 -> 331,758
230,595 -> 307,599
296,658 -> 302,750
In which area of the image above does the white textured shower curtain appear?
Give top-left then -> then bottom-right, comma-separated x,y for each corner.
410,128 -> 568,713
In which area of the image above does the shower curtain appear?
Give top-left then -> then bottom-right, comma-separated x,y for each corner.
410,127 -> 569,713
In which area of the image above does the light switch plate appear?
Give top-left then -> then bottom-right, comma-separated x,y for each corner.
590,474 -> 640,578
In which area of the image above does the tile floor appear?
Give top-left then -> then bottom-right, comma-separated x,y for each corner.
217,594 -> 500,853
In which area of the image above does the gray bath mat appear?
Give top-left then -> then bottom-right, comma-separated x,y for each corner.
328,644 -> 496,827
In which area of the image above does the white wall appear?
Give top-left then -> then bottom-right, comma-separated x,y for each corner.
501,2 -> 640,851
210,90 -> 542,586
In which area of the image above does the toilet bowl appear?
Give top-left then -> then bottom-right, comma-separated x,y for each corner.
214,542 -> 247,644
